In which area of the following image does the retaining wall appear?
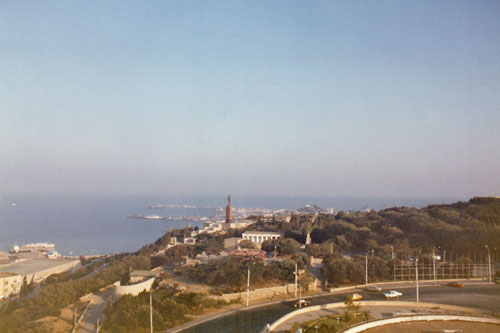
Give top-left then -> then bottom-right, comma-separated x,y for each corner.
329,278 -> 484,292
112,277 -> 155,298
210,280 -> 317,303
342,314 -> 500,333
266,301 -> 487,332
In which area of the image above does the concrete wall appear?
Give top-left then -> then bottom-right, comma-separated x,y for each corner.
343,315 -> 500,333
210,280 -> 317,303
328,278 -> 484,293
113,277 -> 155,298
265,301 -> 488,332
224,237 -> 241,249
35,259 -> 81,280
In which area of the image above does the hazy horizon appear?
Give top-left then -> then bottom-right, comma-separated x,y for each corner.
0,190 -> 469,210
2,1 -> 500,199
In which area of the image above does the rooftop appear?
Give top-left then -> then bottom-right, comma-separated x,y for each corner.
0,258 -> 79,277
242,231 -> 282,235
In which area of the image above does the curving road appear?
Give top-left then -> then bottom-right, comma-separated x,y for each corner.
171,283 -> 500,333
77,287 -> 113,333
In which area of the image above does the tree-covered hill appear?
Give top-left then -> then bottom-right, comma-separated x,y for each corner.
253,197 -> 500,256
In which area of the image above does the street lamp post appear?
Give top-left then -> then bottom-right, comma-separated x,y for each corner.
247,266 -> 251,307
486,245 -> 491,284
416,258 -> 419,303
494,248 -> 498,269
432,247 -> 436,285
365,252 -> 368,288
150,291 -> 153,333
390,246 -> 395,281
365,250 -> 373,287
401,252 -> 404,280
298,280 -> 302,308
294,263 -> 298,298
443,250 -> 446,279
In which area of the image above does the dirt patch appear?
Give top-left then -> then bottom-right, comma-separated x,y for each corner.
161,273 -> 213,294
31,302 -> 87,332
59,307 -> 74,322
34,316 -> 72,333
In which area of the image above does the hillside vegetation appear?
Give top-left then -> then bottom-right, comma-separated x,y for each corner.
249,197 -> 500,255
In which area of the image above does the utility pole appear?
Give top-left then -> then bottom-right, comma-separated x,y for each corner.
298,281 -> 302,308
416,258 -> 419,303
401,252 -> 404,280
150,291 -> 153,333
495,248 -> 498,269
390,246 -> 395,281
486,245 -> 491,283
96,318 -> 99,333
479,252 -> 483,280
432,247 -> 436,285
365,252 -> 368,288
294,263 -> 298,298
443,250 -> 446,279
494,248 -> 497,271
247,266 -> 250,307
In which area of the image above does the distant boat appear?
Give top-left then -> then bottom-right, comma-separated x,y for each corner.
10,203 -> 16,206
144,215 -> 163,220
127,214 -> 210,221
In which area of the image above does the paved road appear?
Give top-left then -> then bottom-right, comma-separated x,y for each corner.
171,283 -> 500,333
77,288 -> 113,333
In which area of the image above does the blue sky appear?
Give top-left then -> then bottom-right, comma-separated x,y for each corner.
1,1 -> 500,199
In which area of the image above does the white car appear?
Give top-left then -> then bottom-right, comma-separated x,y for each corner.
293,299 -> 310,308
384,290 -> 403,299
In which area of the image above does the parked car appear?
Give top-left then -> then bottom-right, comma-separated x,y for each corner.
384,290 -> 403,299
447,281 -> 464,288
366,285 -> 382,291
351,293 -> 363,301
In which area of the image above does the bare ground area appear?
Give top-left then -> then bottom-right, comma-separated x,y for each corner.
162,270 -> 213,294
33,303 -> 84,333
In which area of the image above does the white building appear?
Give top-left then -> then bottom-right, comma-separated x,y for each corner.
0,272 -> 22,298
242,231 -> 282,244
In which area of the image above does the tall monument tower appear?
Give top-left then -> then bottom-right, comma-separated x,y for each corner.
225,194 -> 233,224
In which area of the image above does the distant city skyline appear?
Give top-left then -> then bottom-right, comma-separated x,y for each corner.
1,1 -> 500,199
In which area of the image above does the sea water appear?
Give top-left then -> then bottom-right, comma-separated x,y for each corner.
0,192 -> 457,256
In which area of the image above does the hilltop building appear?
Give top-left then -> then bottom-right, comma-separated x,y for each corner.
10,243 -> 60,260
242,231 -> 282,245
